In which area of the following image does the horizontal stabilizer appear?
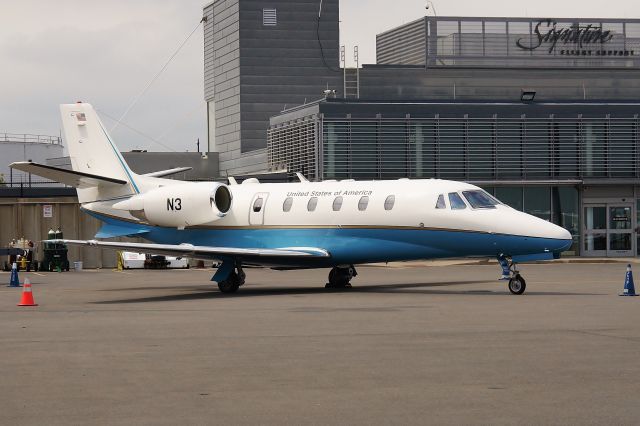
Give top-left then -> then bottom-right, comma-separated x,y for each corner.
95,223 -> 150,239
142,167 -> 192,178
9,162 -> 127,188
53,239 -> 330,265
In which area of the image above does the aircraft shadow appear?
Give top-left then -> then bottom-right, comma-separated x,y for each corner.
90,280 -> 604,304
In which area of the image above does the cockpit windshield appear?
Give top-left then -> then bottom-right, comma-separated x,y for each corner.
462,190 -> 501,209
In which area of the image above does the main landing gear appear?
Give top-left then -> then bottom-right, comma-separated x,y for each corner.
325,265 -> 357,289
498,255 -> 526,295
217,264 -> 246,294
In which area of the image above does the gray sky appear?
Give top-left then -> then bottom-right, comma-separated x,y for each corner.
1,0 -> 636,153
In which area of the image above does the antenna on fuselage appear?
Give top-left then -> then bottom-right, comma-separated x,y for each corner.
296,172 -> 309,183
228,177 -> 238,185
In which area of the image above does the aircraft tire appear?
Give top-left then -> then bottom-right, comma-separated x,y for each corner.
326,267 -> 352,289
218,272 -> 241,293
508,274 -> 526,295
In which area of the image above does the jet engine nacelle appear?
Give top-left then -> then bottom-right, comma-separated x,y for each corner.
113,182 -> 233,228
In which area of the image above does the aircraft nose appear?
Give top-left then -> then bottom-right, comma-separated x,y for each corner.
545,221 -> 573,251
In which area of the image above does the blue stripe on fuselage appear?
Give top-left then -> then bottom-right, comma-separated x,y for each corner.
85,210 -> 572,265
97,121 -> 140,194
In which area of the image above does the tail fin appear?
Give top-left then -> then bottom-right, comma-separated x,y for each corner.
60,103 -> 140,202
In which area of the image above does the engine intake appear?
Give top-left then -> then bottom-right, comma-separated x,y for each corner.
113,182 -> 233,228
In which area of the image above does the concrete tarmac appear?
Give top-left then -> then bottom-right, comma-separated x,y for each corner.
1,263 -> 639,425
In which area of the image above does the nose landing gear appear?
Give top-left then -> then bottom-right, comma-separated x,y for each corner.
498,255 -> 527,295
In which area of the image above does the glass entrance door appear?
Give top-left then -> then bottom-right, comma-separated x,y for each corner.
583,204 -> 634,257
608,205 -> 633,256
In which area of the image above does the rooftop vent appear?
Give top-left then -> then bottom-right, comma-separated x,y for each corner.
263,8 -> 277,26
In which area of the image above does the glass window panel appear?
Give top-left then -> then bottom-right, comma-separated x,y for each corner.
435,194 -> 446,209
467,120 -> 494,179
524,121 -> 551,178
384,195 -> 395,211
332,196 -> 343,211
351,122 -> 379,179
448,192 -> 467,210
496,121 -> 523,179
460,21 -> 483,56
524,187 -> 550,221
551,187 -> 579,236
380,121 -> 407,179
463,190 -> 499,209
583,121 -> 607,177
307,197 -> 318,212
323,121 -> 349,179
609,206 -> 631,229
495,187 -> 523,211
253,197 -> 263,213
555,121 -> 580,178
439,120 -> 465,179
584,234 -> 607,251
610,233 -> 631,251
609,121 -> 635,178
358,196 -> 369,211
409,121 -> 437,178
282,197 -> 293,212
584,207 -> 606,230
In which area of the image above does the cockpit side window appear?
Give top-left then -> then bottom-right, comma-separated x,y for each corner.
462,190 -> 500,209
435,194 -> 446,209
448,192 -> 467,210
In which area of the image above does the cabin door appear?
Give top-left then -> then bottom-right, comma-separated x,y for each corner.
249,192 -> 269,225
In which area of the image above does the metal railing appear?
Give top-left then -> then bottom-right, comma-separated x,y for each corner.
0,133 -> 62,145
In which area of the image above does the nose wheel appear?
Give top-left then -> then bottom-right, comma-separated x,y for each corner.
498,255 -> 527,295
508,274 -> 526,295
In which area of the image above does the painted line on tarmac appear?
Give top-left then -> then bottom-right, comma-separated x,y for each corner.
30,272 -> 46,277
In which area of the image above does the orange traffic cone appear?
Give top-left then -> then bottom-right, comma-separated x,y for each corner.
17,278 -> 38,307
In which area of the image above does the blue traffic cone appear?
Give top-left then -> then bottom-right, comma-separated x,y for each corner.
620,264 -> 638,296
8,262 -> 21,287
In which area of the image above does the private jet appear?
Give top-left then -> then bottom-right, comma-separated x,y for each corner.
10,103 -> 572,294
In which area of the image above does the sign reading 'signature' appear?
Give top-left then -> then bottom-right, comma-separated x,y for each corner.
515,19 -> 633,57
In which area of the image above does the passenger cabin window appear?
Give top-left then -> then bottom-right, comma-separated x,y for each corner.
332,196 -> 343,211
253,197 -> 264,213
384,195 -> 395,211
307,197 -> 318,212
462,190 -> 500,209
358,196 -> 369,211
448,192 -> 467,210
282,197 -> 293,212
435,194 -> 446,209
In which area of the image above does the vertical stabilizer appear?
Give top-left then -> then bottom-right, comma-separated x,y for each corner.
60,103 -> 139,202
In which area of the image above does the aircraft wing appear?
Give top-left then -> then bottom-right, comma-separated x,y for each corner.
57,239 -> 331,265
10,162 -> 127,188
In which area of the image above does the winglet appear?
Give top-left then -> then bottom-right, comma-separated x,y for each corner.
296,172 -> 309,182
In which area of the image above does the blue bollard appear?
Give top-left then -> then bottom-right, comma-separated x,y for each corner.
620,264 -> 638,296
8,262 -> 21,287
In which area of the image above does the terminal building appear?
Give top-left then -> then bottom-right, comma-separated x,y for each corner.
202,2 -> 640,257
261,13 -> 640,258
